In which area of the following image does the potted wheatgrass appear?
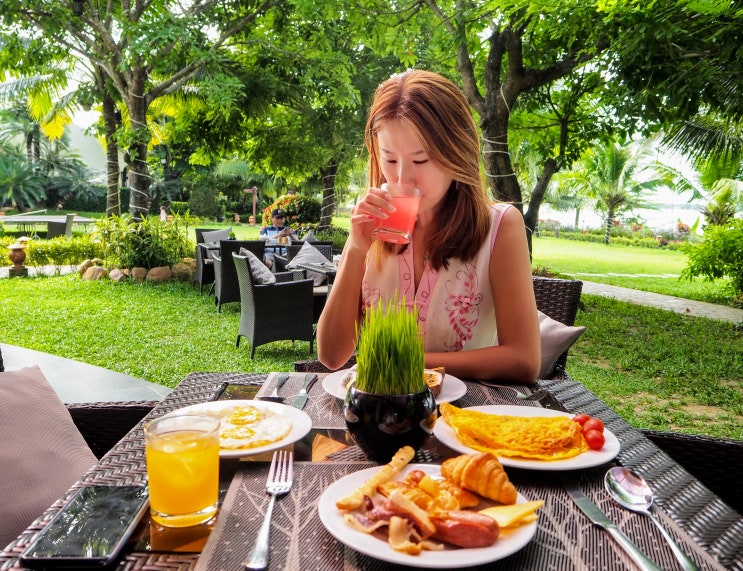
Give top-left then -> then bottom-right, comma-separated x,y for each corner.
344,297 -> 437,462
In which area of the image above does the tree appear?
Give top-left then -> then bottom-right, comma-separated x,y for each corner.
1,0 -> 284,220
0,151 -> 45,211
557,140 -> 667,244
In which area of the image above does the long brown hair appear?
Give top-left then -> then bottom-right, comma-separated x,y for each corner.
364,69 -> 492,270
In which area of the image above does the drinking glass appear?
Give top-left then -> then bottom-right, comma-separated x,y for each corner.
144,414 -> 220,527
374,182 -> 421,244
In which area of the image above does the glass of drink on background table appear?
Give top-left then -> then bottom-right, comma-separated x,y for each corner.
374,182 -> 420,244
144,414 -> 220,527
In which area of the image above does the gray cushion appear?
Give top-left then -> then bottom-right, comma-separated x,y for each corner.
200,228 -> 232,244
302,229 -> 318,242
239,248 -> 276,285
0,367 -> 97,548
285,242 -> 329,286
538,310 -> 586,378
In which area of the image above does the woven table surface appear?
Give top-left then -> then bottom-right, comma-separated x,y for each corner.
2,371 -> 741,570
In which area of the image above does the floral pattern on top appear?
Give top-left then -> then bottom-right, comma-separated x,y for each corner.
443,263 -> 483,350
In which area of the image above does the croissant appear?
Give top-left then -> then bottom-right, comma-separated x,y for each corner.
441,453 -> 518,505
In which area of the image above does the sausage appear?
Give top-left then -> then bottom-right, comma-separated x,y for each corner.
431,510 -> 500,548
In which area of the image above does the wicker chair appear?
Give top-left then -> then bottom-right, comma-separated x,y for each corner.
67,401 -> 156,458
212,240 -> 266,312
274,242 -> 334,272
294,275 -> 584,376
192,228 -> 216,294
641,429 -> 743,514
233,253 -> 315,358
46,213 -> 74,238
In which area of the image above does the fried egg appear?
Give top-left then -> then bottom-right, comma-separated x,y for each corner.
215,405 -> 293,450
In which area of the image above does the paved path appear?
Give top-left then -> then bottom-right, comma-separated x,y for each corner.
580,280 -> 743,324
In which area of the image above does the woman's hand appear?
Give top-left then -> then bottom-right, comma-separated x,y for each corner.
347,186 -> 394,252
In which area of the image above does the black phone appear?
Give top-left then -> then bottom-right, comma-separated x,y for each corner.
19,485 -> 149,569
215,382 -> 261,401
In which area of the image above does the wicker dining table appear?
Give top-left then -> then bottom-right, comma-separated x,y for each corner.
2,371 -> 741,571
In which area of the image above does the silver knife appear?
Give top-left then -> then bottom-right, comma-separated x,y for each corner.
565,483 -> 663,571
258,372 -> 290,402
292,373 -> 318,409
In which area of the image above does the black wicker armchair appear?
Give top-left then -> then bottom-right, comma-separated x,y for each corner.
233,253 -> 315,358
212,240 -> 266,312
192,228 -> 216,295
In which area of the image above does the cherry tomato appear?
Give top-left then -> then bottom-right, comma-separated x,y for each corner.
572,414 -> 591,426
584,429 -> 605,450
583,418 -> 605,434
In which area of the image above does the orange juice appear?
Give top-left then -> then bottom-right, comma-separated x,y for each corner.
145,415 -> 220,527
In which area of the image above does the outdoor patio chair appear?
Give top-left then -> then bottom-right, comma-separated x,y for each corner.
68,401 -> 156,458
274,242 -> 334,272
233,253 -> 315,358
46,213 -> 75,238
192,228 -> 216,294
641,429 -> 743,514
212,240 -> 265,312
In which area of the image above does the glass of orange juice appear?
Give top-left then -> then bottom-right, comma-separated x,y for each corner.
374,182 -> 421,244
144,414 -> 220,527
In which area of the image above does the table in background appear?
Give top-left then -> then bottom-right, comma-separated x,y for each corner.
0,214 -> 94,237
2,372 -> 741,571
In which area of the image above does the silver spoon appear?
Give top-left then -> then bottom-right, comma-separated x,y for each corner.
605,467 -> 700,571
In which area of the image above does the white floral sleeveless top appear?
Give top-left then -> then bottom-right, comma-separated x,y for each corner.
361,203 -> 512,352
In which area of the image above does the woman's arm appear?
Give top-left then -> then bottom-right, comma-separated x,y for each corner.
317,186 -> 394,370
424,207 -> 541,383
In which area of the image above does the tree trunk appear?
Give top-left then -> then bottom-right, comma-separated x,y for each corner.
101,93 -> 121,217
126,82 -> 151,221
319,160 -> 337,230
604,209 -> 614,244
574,208 -> 580,228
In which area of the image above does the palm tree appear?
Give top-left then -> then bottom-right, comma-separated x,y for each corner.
558,140 -> 668,244
0,150 -> 45,211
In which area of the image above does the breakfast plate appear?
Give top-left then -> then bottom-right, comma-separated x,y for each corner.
164,400 -> 312,459
322,369 -> 467,404
434,405 -> 620,470
317,464 -> 537,568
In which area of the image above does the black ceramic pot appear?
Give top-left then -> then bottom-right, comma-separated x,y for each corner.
344,385 -> 437,463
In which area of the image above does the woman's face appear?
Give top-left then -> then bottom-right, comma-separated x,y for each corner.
376,120 -> 451,219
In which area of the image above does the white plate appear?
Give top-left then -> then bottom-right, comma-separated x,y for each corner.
322,369 -> 467,404
434,405 -> 620,470
164,400 -> 312,459
317,464 -> 537,568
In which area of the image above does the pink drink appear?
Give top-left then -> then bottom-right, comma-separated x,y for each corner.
374,183 -> 420,244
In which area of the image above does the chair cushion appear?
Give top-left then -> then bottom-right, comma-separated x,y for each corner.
200,228 -> 232,244
285,242 -> 329,286
239,248 -> 276,285
538,311 -> 586,378
0,367 -> 97,548
302,229 -> 318,242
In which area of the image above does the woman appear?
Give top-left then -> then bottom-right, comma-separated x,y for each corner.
317,70 -> 540,383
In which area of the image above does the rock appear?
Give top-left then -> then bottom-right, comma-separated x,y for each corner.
109,268 -> 128,282
78,259 -> 95,276
131,267 -> 148,282
82,266 -> 108,281
171,262 -> 192,282
146,266 -> 172,283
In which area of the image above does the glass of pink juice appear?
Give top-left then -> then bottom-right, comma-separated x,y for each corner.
374,182 -> 420,244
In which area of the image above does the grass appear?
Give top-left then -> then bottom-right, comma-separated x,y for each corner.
1,227 -> 740,439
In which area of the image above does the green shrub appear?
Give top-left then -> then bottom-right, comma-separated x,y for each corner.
262,194 -> 321,226
169,201 -> 189,215
92,214 -> 193,269
682,219 -> 743,298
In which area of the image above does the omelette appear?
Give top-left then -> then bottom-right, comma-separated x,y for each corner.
440,403 -> 587,461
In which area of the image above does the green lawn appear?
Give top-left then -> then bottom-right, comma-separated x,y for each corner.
1,223 -> 740,440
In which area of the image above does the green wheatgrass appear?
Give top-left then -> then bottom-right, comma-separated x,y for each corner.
354,296 -> 426,395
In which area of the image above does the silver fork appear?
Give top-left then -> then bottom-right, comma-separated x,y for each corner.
478,381 -> 550,401
244,450 -> 294,570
